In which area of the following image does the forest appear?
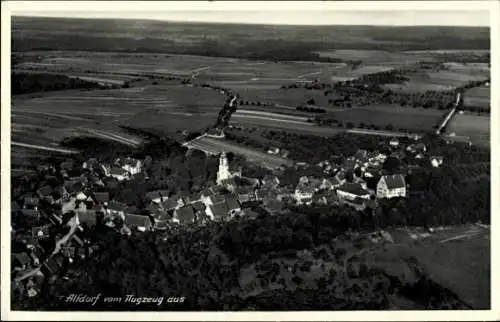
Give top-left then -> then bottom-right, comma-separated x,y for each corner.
11,72 -> 106,95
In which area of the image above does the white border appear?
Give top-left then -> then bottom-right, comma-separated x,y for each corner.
1,1 -> 499,321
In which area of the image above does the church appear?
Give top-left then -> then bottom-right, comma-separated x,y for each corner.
216,152 -> 241,185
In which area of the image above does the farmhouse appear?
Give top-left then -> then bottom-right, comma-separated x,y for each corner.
377,174 -> 407,199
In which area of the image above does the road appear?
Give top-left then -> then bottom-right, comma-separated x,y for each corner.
11,142 -> 80,154
76,127 -> 140,147
436,92 -> 461,135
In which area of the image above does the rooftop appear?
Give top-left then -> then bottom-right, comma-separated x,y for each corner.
337,182 -> 370,196
381,174 -> 406,189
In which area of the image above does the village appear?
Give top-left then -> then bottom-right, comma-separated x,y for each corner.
10,129 -> 447,299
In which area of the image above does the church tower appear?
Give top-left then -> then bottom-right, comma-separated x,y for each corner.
216,152 -> 231,185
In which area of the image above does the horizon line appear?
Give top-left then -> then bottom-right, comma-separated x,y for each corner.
12,14 -> 491,28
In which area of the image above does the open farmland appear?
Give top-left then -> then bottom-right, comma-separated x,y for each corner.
11,82 -> 227,157
331,105 -> 444,132
383,63 -> 489,93
447,113 -> 490,146
463,85 -> 490,110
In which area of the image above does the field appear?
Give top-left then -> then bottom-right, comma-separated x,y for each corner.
11,82 -> 228,168
383,63 -> 490,93
463,85 -> 490,110
447,113 -> 490,146
233,104 -> 443,134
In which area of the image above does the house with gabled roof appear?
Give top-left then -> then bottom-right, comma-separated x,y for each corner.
377,174 -> 407,199
336,182 -> 371,201
41,254 -> 66,277
125,214 -> 152,232
209,201 -> 230,221
173,205 -> 196,225
235,186 -> 256,203
92,192 -> 109,206
146,190 -> 170,204
225,194 -> 242,215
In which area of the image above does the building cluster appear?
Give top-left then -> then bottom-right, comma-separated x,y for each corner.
287,138 -> 443,211
11,134 -> 444,298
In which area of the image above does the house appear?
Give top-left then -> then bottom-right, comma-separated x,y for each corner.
22,196 -> 40,210
32,225 -> 51,240
430,156 -> 444,168
209,201 -> 229,221
336,183 -> 371,201
225,195 -> 242,216
235,186 -> 256,203
77,210 -> 98,227
145,190 -> 170,204
389,138 -> 400,147
125,214 -> 152,232
294,186 -> 315,205
261,175 -> 280,189
92,192 -> 110,206
109,167 -> 130,181
41,254 -> 65,277
120,157 -> 142,175
377,174 -> 407,199
191,201 -> 206,213
12,253 -> 32,271
173,205 -> 196,225
160,198 -> 184,213
21,209 -> 41,221
37,185 -> 54,202
104,201 -> 128,218
319,178 -> 335,191
64,179 -> 84,196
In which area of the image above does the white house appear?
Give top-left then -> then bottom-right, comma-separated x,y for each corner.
121,158 -> 142,176
430,156 -> 444,168
389,139 -> 400,147
377,174 -> 407,199
294,186 -> 315,205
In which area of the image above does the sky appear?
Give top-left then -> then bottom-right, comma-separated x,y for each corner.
9,1 -> 491,27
